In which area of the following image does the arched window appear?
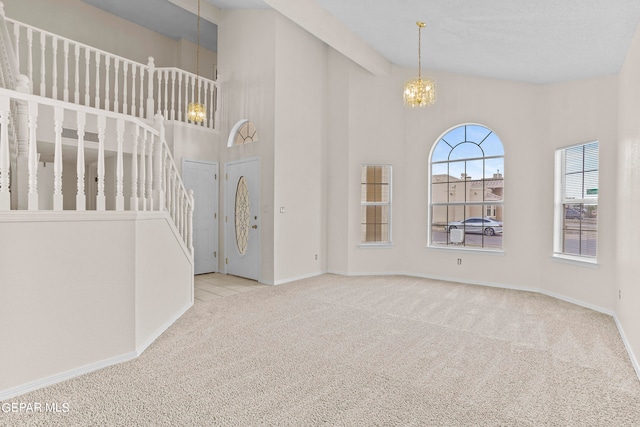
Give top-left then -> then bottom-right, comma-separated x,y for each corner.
429,124 -> 504,250
227,119 -> 258,147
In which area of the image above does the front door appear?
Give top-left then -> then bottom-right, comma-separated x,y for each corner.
225,158 -> 259,281
182,160 -> 218,274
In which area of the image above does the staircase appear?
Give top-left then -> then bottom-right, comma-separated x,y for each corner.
0,2 -> 218,400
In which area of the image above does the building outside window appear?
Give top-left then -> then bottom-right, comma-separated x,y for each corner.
360,165 -> 391,244
430,124 -> 504,250
554,141 -> 599,260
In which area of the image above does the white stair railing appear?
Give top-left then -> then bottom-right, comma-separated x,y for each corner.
0,87 -> 194,254
155,66 -> 218,129
3,11 -> 218,130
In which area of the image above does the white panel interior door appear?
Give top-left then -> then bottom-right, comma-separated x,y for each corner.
225,159 -> 259,281
183,160 -> 218,275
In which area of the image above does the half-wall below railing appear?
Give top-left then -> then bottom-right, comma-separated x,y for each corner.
0,87 -> 194,254
1,5 -> 218,130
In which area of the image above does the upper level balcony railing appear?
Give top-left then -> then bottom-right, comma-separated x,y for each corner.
2,8 -> 218,130
0,86 -> 194,254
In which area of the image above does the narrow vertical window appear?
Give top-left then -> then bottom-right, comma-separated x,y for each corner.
554,141 -> 598,260
360,165 -> 392,244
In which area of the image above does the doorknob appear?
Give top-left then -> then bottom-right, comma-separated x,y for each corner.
252,225 -> 258,229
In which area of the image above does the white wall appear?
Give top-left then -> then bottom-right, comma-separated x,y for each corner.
538,75 -> 619,312
217,10 -> 277,283
325,49 -> 351,275
331,64 -> 546,290
0,213 -> 193,398
135,216 -> 193,350
617,21 -> 640,374
272,14 -> 327,282
0,217 -> 136,394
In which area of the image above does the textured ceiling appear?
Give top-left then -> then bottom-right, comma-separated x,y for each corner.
312,0 -> 640,83
82,0 -> 219,50
82,0 -> 640,84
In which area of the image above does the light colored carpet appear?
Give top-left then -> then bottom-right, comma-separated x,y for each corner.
3,274 -> 640,426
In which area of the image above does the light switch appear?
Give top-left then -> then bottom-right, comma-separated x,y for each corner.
280,207 -> 285,213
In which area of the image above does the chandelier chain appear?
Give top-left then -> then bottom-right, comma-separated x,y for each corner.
418,23 -> 421,80
196,0 -> 200,87
187,0 -> 206,123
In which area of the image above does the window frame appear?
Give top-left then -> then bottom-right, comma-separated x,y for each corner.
553,140 -> 599,264
359,164 -> 393,247
428,123 -> 504,252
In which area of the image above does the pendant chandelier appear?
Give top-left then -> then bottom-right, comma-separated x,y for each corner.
187,0 -> 206,123
403,21 -> 436,108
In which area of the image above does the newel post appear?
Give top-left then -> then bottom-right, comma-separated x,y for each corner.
153,113 -> 165,211
146,57 -> 155,120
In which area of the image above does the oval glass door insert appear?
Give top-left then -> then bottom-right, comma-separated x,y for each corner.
235,176 -> 250,255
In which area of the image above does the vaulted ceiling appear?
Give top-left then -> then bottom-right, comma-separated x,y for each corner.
82,0 -> 640,84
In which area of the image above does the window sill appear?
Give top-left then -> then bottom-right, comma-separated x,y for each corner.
359,243 -> 394,249
551,254 -> 599,268
426,245 -> 505,256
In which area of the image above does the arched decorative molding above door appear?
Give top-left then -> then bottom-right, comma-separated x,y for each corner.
227,119 -> 259,147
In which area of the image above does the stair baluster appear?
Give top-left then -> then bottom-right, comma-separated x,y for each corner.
94,51 -> 100,109
26,28 -> 32,89
130,63 -> 137,118
76,111 -> 86,211
27,100 -> 37,210
38,32 -> 44,96
51,36 -> 58,100
73,44 -> 79,104
113,58 -> 119,113
130,124 -> 139,211
138,128 -> 146,211
104,55 -> 110,111
52,106 -> 63,210
138,62 -> 144,118
63,40 -> 69,102
122,61 -> 128,115
83,47 -> 90,106
116,118 -> 124,211
146,132 -> 154,211
96,114 -> 106,211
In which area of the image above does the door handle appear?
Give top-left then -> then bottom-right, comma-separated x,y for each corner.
251,225 -> 258,229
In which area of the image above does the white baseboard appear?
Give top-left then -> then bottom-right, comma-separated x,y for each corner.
0,351 -> 137,401
343,270 -> 406,277
539,289 -> 615,317
270,271 -> 325,286
136,301 -> 193,355
343,270 -> 539,294
614,315 -> 640,381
